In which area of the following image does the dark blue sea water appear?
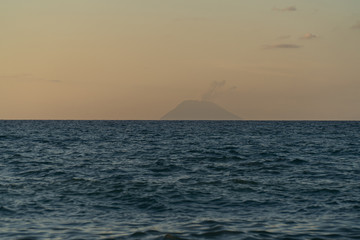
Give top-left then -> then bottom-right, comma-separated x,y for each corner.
1,120 -> 360,239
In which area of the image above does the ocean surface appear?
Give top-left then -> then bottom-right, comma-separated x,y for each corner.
1,120 -> 360,240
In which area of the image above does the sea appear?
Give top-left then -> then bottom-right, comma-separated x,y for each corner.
0,120 -> 360,240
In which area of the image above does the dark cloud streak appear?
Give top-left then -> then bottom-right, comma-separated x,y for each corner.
273,6 -> 297,12
264,44 -> 302,49
0,73 -> 61,83
0,74 -> 32,79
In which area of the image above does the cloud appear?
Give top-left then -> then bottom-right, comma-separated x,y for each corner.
173,17 -> 208,23
278,35 -> 291,40
351,21 -> 360,29
264,44 -> 302,49
0,73 -> 61,83
49,79 -> 62,83
273,6 -> 297,12
202,80 -> 226,101
300,33 -> 317,40
0,74 -> 32,79
201,81 -> 238,101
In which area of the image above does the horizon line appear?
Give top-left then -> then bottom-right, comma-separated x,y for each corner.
1,119 -> 360,122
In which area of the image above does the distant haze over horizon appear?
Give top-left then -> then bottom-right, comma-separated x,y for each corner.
1,1 -> 360,120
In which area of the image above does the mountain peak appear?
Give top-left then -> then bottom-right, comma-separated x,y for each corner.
161,100 -> 241,120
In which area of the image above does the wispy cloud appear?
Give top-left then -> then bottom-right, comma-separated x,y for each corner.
300,33 -> 317,40
351,21 -> 360,29
201,80 -> 238,101
273,6 -> 297,12
0,74 -> 32,79
202,80 -> 226,101
264,44 -> 302,49
49,79 -> 62,83
173,17 -> 209,23
0,73 -> 61,83
278,35 -> 291,40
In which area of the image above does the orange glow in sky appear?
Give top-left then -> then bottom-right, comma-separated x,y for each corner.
1,1 -> 360,120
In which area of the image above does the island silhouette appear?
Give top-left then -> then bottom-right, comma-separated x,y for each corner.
161,100 -> 241,120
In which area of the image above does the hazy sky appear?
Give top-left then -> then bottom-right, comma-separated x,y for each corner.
1,0 -> 360,120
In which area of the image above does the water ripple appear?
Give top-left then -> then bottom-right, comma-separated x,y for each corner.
0,120 -> 360,239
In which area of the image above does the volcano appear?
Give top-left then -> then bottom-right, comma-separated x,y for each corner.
161,100 -> 241,120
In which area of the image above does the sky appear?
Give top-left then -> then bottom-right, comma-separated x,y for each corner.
1,0 -> 360,120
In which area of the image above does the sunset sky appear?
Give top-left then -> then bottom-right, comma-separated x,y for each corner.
1,0 -> 360,120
